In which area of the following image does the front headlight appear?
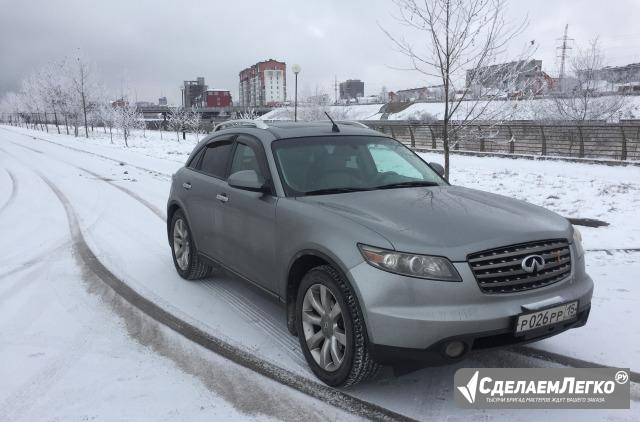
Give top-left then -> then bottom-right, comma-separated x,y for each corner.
358,244 -> 461,281
572,226 -> 585,258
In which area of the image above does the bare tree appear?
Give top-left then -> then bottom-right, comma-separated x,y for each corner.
237,108 -> 258,119
552,38 -> 629,122
114,101 -> 143,147
97,102 -> 117,143
37,61 -> 73,135
185,110 -> 203,141
0,92 -> 25,127
69,56 -> 98,138
167,107 -> 190,141
379,86 -> 389,103
20,74 -> 48,131
382,0 -> 531,178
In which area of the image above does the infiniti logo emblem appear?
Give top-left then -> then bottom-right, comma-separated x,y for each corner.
521,254 -> 545,273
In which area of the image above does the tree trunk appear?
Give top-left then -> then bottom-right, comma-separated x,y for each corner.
182,130 -> 186,140
109,127 -> 113,144
82,92 -> 89,138
577,124 -> 585,158
443,98 -> 450,179
428,125 -> 436,149
53,109 -> 60,134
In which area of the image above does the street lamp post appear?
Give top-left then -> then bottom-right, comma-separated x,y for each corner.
292,64 -> 301,122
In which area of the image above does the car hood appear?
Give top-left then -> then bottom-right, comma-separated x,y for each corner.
297,186 -> 572,261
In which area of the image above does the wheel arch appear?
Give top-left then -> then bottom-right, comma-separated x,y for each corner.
285,249 -> 361,337
166,200 -> 197,249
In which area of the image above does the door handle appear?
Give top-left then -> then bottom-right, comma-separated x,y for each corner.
216,193 -> 228,203
182,182 -> 192,190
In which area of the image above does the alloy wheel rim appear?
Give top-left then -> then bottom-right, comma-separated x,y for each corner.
173,219 -> 190,271
301,283 -> 347,372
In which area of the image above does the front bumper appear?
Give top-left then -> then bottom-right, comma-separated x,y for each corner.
368,305 -> 590,365
348,250 -> 593,363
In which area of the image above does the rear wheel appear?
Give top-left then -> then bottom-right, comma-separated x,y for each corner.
295,265 -> 380,387
170,209 -> 211,280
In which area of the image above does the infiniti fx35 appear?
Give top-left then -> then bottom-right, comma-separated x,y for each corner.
167,120 -> 593,386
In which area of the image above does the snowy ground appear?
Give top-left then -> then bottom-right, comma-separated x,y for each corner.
259,95 -> 640,121
1,125 -> 639,421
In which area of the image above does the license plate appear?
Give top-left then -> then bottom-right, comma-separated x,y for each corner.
515,301 -> 578,335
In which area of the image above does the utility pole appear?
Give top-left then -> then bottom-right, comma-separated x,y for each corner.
556,24 -> 573,93
334,75 -> 338,105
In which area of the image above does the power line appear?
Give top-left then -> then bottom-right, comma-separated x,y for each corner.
556,24 -> 574,92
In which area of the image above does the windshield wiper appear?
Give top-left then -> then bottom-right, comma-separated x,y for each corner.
373,181 -> 440,190
302,187 -> 371,196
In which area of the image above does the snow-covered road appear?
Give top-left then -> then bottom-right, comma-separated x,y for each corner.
1,126 -> 638,421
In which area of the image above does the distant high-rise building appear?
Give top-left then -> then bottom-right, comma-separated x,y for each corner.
239,59 -> 286,108
182,77 -> 207,109
339,79 -> 364,101
158,96 -> 167,106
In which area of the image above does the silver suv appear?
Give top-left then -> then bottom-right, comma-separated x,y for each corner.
167,119 -> 593,386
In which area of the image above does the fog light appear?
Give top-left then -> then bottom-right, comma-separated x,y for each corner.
444,340 -> 466,358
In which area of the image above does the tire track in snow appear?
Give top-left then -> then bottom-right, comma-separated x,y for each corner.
77,166 -> 166,220
7,139 -> 307,365
6,139 -> 306,362
7,140 -> 167,220
1,127 -> 172,178
0,167 -> 17,215
200,279 -> 307,368
0,260 -> 48,305
32,170 -> 413,421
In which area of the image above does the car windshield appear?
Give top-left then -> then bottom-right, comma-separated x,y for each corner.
271,136 -> 445,196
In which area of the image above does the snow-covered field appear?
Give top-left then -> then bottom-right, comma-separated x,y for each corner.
1,125 -> 639,421
259,95 -> 640,121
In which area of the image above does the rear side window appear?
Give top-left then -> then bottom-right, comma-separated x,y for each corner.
198,142 -> 232,178
187,147 -> 205,168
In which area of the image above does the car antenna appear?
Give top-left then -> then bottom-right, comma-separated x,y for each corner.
324,112 -> 340,133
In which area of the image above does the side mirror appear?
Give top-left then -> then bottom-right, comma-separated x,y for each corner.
429,162 -> 445,177
228,170 -> 269,193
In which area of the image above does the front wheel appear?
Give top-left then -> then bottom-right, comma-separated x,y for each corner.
295,265 -> 379,387
170,209 -> 211,280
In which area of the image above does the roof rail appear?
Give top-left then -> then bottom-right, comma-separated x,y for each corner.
213,119 -> 269,132
336,120 -> 369,129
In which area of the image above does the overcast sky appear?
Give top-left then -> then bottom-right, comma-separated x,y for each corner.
1,0 -> 639,104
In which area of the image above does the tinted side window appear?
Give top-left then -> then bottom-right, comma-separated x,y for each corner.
187,147 -> 205,169
198,142 -> 232,178
229,143 -> 261,177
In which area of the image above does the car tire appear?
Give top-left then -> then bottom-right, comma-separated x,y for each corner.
295,265 -> 380,387
170,209 -> 211,280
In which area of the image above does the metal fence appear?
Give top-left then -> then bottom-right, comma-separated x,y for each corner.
359,120 -> 640,163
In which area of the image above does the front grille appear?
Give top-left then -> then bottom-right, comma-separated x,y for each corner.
467,239 -> 572,294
